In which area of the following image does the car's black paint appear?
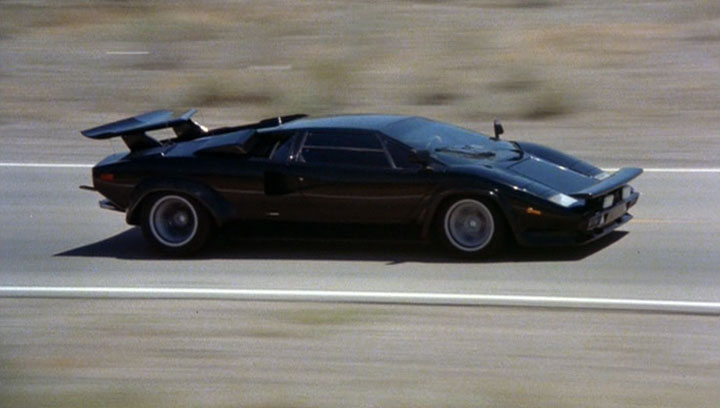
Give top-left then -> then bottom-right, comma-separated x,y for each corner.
83,111 -> 642,255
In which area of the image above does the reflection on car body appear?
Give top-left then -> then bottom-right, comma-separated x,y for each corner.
81,110 -> 641,256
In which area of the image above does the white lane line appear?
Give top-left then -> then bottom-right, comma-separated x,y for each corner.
1,163 -> 719,172
1,287 -> 718,315
106,51 -> 150,55
644,168 -> 720,173
602,168 -> 720,173
247,64 -> 293,71
0,162 -> 92,168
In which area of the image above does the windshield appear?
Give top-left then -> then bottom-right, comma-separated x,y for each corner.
383,117 -> 517,164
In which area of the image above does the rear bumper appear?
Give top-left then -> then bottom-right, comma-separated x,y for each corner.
99,199 -> 124,213
515,192 -> 639,247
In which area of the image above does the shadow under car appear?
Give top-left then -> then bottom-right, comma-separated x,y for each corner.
55,222 -> 629,264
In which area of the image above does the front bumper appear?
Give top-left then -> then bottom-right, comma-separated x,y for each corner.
515,191 -> 640,247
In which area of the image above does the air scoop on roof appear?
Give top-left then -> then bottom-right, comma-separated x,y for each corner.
195,130 -> 257,156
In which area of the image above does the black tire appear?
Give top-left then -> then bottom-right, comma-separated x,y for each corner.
435,197 -> 505,258
140,193 -> 213,255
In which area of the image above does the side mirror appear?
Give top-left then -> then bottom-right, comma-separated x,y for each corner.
493,119 -> 504,140
409,149 -> 433,170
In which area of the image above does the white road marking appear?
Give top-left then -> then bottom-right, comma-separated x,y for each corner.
0,162 -> 92,168
0,162 -> 720,173
602,168 -> 720,173
1,163 -> 719,172
106,51 -> 150,55
247,64 -> 292,71
1,286 -> 718,315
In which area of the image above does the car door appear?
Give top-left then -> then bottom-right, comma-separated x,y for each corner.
201,131 -> 306,221
286,129 -> 435,224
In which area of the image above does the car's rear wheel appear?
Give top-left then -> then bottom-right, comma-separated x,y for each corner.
141,193 -> 212,255
437,198 -> 505,257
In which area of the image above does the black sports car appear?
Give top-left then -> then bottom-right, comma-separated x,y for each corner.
81,109 -> 641,256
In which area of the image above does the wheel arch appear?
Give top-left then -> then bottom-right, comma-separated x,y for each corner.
126,178 -> 235,227
420,189 -> 520,241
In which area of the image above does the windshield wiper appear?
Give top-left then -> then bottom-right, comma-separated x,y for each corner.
434,147 -> 496,159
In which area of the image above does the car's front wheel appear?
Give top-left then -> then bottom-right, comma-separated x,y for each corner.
141,193 -> 212,255
437,198 -> 505,257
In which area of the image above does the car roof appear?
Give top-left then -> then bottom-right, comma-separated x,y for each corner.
271,114 -> 415,132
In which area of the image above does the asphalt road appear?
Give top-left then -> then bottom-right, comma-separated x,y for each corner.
1,165 -> 718,302
3,1 -> 720,405
2,161 -> 720,408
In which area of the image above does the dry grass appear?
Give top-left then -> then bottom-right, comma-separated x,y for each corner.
2,299 -> 719,408
1,0 -> 715,117
0,0 -> 718,164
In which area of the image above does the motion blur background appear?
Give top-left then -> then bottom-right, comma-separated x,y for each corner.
1,0 -> 719,165
2,1 -> 719,407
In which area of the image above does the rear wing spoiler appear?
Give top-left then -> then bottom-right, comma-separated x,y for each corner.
572,167 -> 643,198
81,109 -> 207,152
82,110 -> 307,152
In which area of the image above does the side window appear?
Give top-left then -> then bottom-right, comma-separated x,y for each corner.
300,149 -> 390,167
304,131 -> 382,149
247,132 -> 296,162
269,135 -> 294,162
299,131 -> 390,168
384,137 -> 421,170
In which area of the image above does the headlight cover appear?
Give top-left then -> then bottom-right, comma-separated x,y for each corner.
549,193 -> 584,208
621,185 -> 632,200
602,194 -> 615,209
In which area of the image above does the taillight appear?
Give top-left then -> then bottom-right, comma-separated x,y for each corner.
99,173 -> 115,182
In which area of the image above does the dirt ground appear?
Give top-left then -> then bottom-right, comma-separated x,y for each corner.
1,3 -> 719,407
1,0 -> 719,166
1,299 -> 719,408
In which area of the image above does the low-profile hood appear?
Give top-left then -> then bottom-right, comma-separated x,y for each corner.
508,155 -> 597,194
